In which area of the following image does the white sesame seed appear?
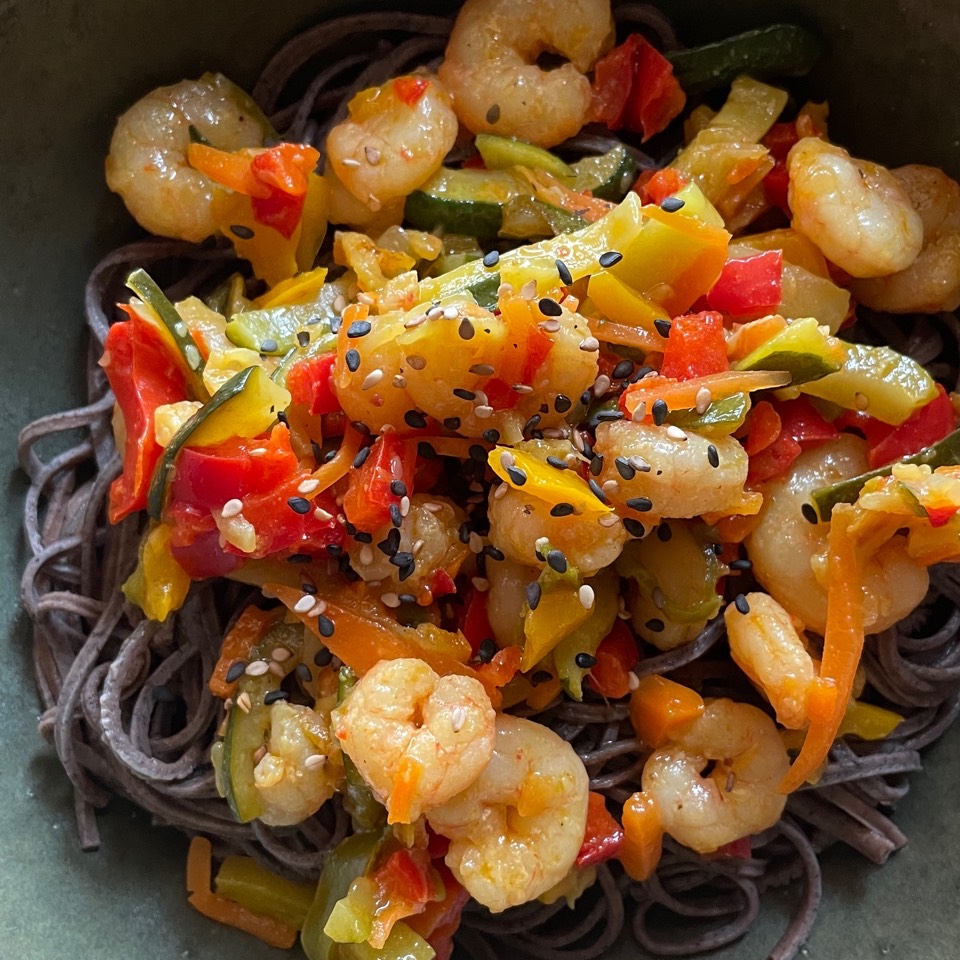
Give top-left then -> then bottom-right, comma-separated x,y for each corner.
364,146 -> 381,164
298,478 -> 320,495
474,405 -> 494,418
304,753 -> 327,768
695,386 -> 712,414
357,291 -> 375,305
308,600 -> 328,618
653,587 -> 666,610
245,660 -> 270,676
617,608 -> 632,620
572,430 -> 585,453
423,501 -> 444,513
272,647 -> 291,662
393,374 -> 407,388
221,498 -> 243,518
493,482 -> 508,500
472,577 -> 490,592
496,282 -> 514,298
400,495 -> 411,517
579,336 -> 600,352
236,692 -> 253,713
628,671 -> 640,691
854,391 -> 870,411
333,294 -> 347,314
367,194 -> 382,212
628,456 -> 650,472
665,425 -> 687,441
249,447 -> 267,457
443,305 -> 459,320
475,389 -> 488,405
268,661 -> 285,678
602,479 -> 620,494
341,157 -> 362,168
539,319 -> 561,333
412,538 -> 425,556
313,506 -> 333,521
361,368 -> 384,390
512,383 -> 534,395
578,584 -> 595,610
520,279 -> 537,299
359,544 -> 374,566
593,374 -> 612,397
404,313 -> 428,328
499,451 -> 516,469
184,344 -> 202,370
468,532 -> 484,554
253,745 -> 268,765
427,305 -> 444,320
632,401 -> 647,421
294,594 -> 316,613
451,706 -> 466,733
381,592 -> 401,608
599,514 -> 621,527
469,363 -> 495,376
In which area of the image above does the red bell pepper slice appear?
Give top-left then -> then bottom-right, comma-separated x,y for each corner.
576,791 -> 625,867
866,384 -> 956,469
286,352 -> 340,416
746,396 -> 839,484
706,250 -> 783,318
658,310 -> 730,381
374,849 -> 434,906
462,589 -> 494,657
587,620 -> 639,699
482,323 -> 555,410
592,34 -> 686,141
341,431 -> 418,532
249,143 -> 320,239
166,504 -> 244,579
635,166 -> 689,205
101,314 -> 189,523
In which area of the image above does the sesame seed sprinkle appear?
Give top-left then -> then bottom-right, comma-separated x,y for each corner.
578,584 -> 595,610
526,581 -> 542,610
458,317 -> 475,340
707,444 -> 720,468
652,399 -> 669,425
361,368 -> 383,390
230,224 -> 255,240
539,318 -> 561,333
236,692 -> 252,713
593,374 -> 612,397
347,319 -> 372,338
483,249 -> 500,268
294,594 -> 316,613
451,706 -> 466,733
245,659 -> 269,677
304,753 -> 327,768
623,517 -> 646,538
546,549 -> 567,574
665,425 -> 687,441
506,465 -> 527,486
471,577 -> 490,593
575,651 -> 597,668
538,297 -> 563,317
272,647 -> 292,663
734,594 -> 751,615
520,279 -> 538,299
801,503 -> 819,524
612,359 -> 634,380
474,404 -> 494,418
249,447 -> 267,457
225,661 -> 246,683
579,336 -> 600,352
404,312 -> 428,328
221,498 -> 243,518
470,363 -> 495,376
661,196 -> 686,212
345,348 -> 361,372
599,250 -> 623,268
654,318 -> 672,338
555,259 -> 573,285
400,495 -> 411,517
264,689 -> 289,705
626,496 -> 653,512
341,157 -> 362,168
381,592 -> 401,608
695,386 -> 713,413
288,496 -> 311,515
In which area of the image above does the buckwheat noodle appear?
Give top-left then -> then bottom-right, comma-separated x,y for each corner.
18,7 -> 960,959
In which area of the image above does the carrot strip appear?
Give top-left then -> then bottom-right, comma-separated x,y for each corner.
388,755 -> 424,824
209,606 -> 283,698
778,505 -> 863,793
591,318 -> 665,352
629,675 -> 704,748
619,792 -> 664,881
186,835 -> 212,895
308,424 -> 363,493
186,143 -> 269,198
622,369 -> 790,418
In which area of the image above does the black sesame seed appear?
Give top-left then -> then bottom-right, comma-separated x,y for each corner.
588,478 -> 609,503
398,593 -> 417,604
623,517 -> 646,538
404,410 -> 427,429
346,319 -> 372,338
459,522 -> 471,544
296,330 -> 311,349
599,250 -> 623,268
615,457 -> 636,481
590,455 -> 604,477
546,456 -> 568,470
351,419 -> 371,435
801,503 -> 819,524
595,409 -> 624,422
417,441 -> 437,460
260,338 -> 278,353
654,318 -> 672,338
295,663 -> 313,684
288,496 -> 311,515
344,520 -> 358,536
631,365 -> 656,383
390,503 -> 403,528
354,531 -> 373,544
398,561 -> 416,582
611,359 -> 634,380
264,690 -> 289,705
345,348 -> 361,372
326,544 -> 343,557
656,523 -> 672,543
730,558 -> 753,571
707,444 -> 720,469
554,394 -> 572,414
458,318 -> 476,340
546,549 -> 567,574
301,583 -> 318,595
311,440 -> 323,464
482,428 -> 501,443
389,480 -> 408,497
652,398 -> 669,426
530,670 -> 553,686
229,224 -> 255,240
734,594 -> 750,615
483,249 -> 500,268
443,416 -> 461,431
626,496 -> 653,512
486,103 -> 501,124
555,258 -> 573,285
522,414 -> 542,435
478,637 -> 497,663
317,614 -> 336,637
390,551 -> 415,568
550,502 -> 575,517
661,196 -> 686,212
314,648 -> 333,667
276,409 -> 289,426
225,661 -> 246,683
526,581 -> 542,610
646,618 -> 665,632
575,652 -> 598,669
330,315 -> 342,334
353,446 -> 371,468
453,387 -> 476,401
506,466 -> 527,486
538,297 -> 563,317
580,390 -> 593,407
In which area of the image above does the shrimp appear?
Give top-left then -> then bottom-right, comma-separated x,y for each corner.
593,420 -> 755,525
325,74 -> 458,212
747,435 -> 929,635
641,699 -> 789,854
333,291 -> 598,442
486,557 -> 537,647
850,164 -> 960,313
787,137 -> 924,278
488,486 -> 628,576
426,714 -> 589,913
252,699 -> 343,827
105,73 -> 269,242
332,658 -> 496,823
437,0 -> 615,148
724,592 -> 817,729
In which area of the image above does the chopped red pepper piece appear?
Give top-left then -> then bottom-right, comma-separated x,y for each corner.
587,620 -> 639,699
592,34 -> 686,141
707,250 -> 783,318
341,431 -> 418,532
286,352 -> 340,416
249,143 -> 319,239
462,588 -> 494,657
746,396 -> 839,484
635,166 -> 689,205
101,313 -> 189,523
576,791 -> 625,867
393,75 -> 431,106
658,310 -> 730,381
866,384 -> 956,469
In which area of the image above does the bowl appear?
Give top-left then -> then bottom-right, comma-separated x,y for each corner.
3,1 -> 959,958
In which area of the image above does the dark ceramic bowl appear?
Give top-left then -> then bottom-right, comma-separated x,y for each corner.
3,2 -> 959,958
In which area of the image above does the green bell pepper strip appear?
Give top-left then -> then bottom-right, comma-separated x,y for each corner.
666,392 -> 751,438
337,668 -> 388,833
214,854 -> 316,930
226,303 -> 339,356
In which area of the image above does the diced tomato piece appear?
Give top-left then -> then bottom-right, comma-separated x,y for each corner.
341,432 -> 418,532
867,384 -> 956,468
587,620 -> 639,699
658,311 -> 730,381
576,792 -> 625,867
707,250 -> 783,318
286,352 -> 340,416
165,504 -> 244,579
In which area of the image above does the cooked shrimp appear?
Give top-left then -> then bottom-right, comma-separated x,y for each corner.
438,0 -> 615,148
252,699 -> 343,827
725,592 -> 817,729
594,421 -> 755,524
105,73 -> 269,242
747,436 -> 929,635
426,714 -> 589,912
488,486 -> 628,576
326,74 -> 458,212
486,557 -> 537,647
332,658 -> 495,823
787,137 -> 923,278
641,699 -> 789,854
850,164 -> 960,313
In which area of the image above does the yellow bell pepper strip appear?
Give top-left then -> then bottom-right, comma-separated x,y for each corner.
779,505 -> 863,793
837,700 -> 903,741
214,855 -> 317,930
619,792 -> 664,881
186,836 -> 299,949
587,269 -> 667,334
121,522 -> 192,622
732,228 -> 829,278
629,675 -> 705,748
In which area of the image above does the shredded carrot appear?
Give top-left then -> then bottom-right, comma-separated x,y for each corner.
388,754 -> 424,824
186,143 -> 269,198
779,505 -> 863,793
726,314 -> 789,363
308,424 -> 363,493
591,318 -> 665,353
209,606 -> 282,698
185,836 -> 299,949
621,369 -> 790,418
619,792 -> 664,881
629,675 -> 705,748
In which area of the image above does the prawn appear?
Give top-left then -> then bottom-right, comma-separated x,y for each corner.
325,74 -> 458,213
641,699 -> 789,854
787,137 -> 924,278
724,592 -> 817,729
252,699 -> 343,827
437,0 -> 615,148
747,436 -> 929,635
332,658 -> 496,823
105,73 -> 269,242
426,714 -> 589,913
850,164 -> 960,313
